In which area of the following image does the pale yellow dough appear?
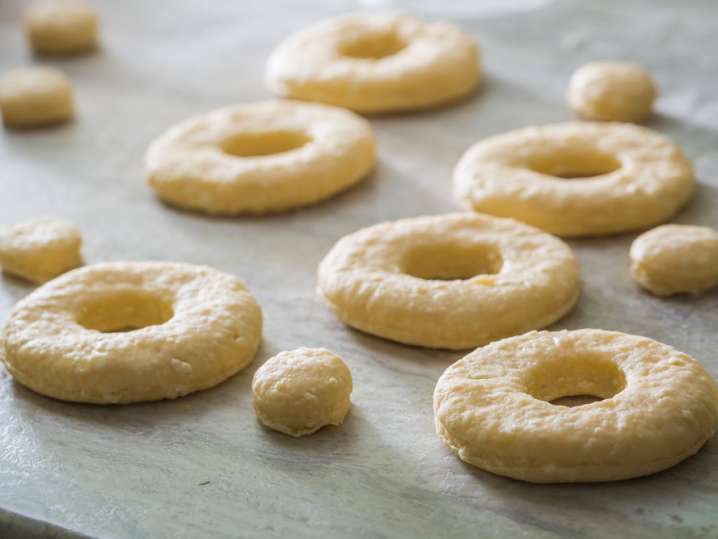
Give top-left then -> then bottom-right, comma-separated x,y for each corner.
146,100 -> 376,215
454,122 -> 694,237
568,61 -> 657,123
1,262 -> 262,404
0,67 -> 74,128
630,224 -> 718,296
434,329 -> 718,483
0,218 -> 82,283
317,213 -> 579,350
266,13 -> 481,113
252,348 -> 352,437
24,1 -> 99,56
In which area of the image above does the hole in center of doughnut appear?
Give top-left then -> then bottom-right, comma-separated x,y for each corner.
524,147 -> 621,179
220,130 -> 311,158
76,289 -> 174,333
339,31 -> 408,60
525,354 -> 626,407
402,243 -> 503,281
550,395 -> 603,407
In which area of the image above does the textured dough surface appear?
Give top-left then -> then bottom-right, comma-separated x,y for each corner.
0,67 -> 74,128
146,100 -> 376,214
568,61 -> 657,123
252,347 -> 352,437
24,0 -> 99,56
318,213 -> 579,350
630,224 -> 718,296
0,217 -> 82,283
1,262 -> 262,404
454,122 -> 694,237
267,12 -> 481,113
434,329 -> 718,483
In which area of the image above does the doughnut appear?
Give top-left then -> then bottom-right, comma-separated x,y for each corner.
568,61 -> 657,123
252,347 -> 352,437
146,100 -> 376,215
630,224 -> 718,296
0,67 -> 74,129
317,213 -> 579,350
1,262 -> 262,404
24,1 -> 99,56
266,13 -> 480,114
454,122 -> 694,237
434,329 -> 718,483
0,218 -> 82,283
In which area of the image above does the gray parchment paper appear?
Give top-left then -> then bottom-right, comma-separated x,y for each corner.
1,1 -> 717,537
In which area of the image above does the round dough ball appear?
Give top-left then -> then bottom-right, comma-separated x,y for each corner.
630,224 -> 718,296
267,12 -> 480,113
252,348 -> 353,437
24,1 -> 99,56
0,67 -> 74,129
567,61 -> 657,123
0,217 -> 82,283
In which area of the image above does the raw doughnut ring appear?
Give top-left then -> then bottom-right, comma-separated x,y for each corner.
567,61 -> 657,123
433,329 -> 718,483
1,262 -> 262,404
252,347 -> 353,437
266,13 -> 481,113
454,122 -> 695,237
146,100 -> 376,215
317,213 -> 579,350
630,224 -> 718,296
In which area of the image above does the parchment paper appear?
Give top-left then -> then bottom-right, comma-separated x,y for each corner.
1,1 -> 717,537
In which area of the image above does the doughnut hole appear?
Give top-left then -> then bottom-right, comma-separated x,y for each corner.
402,242 -> 503,281
0,67 -> 74,129
24,0 -> 99,56
339,30 -> 407,60
568,61 -> 657,123
523,146 -> 622,179
524,354 -> 626,407
220,130 -> 311,158
76,289 -> 174,333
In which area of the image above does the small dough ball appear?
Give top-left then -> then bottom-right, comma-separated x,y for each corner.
0,218 -> 83,284
0,67 -> 74,128
24,1 -> 99,56
567,61 -> 657,123
252,348 -> 353,437
630,224 -> 718,296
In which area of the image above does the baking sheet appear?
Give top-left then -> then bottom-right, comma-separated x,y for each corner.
1,0 -> 717,537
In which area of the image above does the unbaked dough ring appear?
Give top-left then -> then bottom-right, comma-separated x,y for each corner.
146,100 -> 376,214
433,329 -> 718,483
1,262 -> 262,404
317,213 -> 579,350
630,224 -> 718,296
266,13 -> 481,113
454,122 -> 695,237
